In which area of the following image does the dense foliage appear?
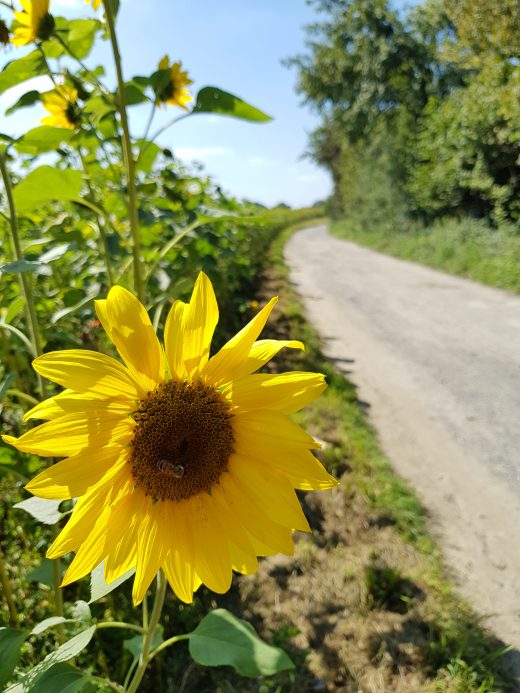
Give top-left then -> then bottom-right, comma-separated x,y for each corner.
289,0 -> 520,227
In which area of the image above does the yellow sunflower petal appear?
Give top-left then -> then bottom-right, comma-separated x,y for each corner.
104,514 -> 138,585
25,446 -> 127,500
101,286 -> 165,395
218,472 -> 295,555
32,0 -> 49,20
24,391 -> 133,423
23,392 -> 71,422
182,272 -> 219,377
158,54 -> 169,70
132,498 -> 169,605
268,449 -> 337,490
41,114 -> 75,130
13,10 -> 31,25
229,455 -> 310,532
203,297 -> 278,386
230,339 -> 304,380
229,541 -> 258,575
47,464 -> 132,558
164,299 -> 188,379
6,411 -> 133,456
234,409 -> 320,452
162,501 -> 198,604
61,506 -> 112,586
209,483 -> 256,556
225,371 -> 326,414
11,28 -> 32,46
33,350 -> 140,400
188,494 -> 232,594
62,483 -> 135,586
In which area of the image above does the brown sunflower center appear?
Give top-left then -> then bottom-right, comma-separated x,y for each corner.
130,380 -> 234,502
65,103 -> 80,127
37,13 -> 55,42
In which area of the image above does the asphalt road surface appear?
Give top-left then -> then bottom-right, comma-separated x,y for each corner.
286,224 -> 520,652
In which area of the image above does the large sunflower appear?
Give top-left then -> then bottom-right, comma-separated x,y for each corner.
155,55 -> 193,110
41,86 -> 79,130
11,0 -> 54,46
3,274 -> 336,605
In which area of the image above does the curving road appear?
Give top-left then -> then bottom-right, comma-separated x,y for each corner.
286,224 -> 520,651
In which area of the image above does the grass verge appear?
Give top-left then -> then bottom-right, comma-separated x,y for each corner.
331,216 -> 520,294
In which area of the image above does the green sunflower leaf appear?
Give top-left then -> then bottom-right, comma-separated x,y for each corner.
89,562 -> 135,604
0,260 -> 45,275
187,608 -> 295,677
23,663 -> 90,693
4,627 -> 96,692
192,87 -> 272,123
3,296 -> 25,324
13,497 -> 63,525
13,166 -> 82,214
28,558 -> 60,587
0,628 -> 28,688
5,90 -> 41,116
0,52 -> 47,96
67,19 -> 100,60
14,126 -> 74,155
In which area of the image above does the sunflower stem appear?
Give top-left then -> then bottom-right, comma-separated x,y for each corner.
0,154 -> 44,395
103,0 -> 144,302
0,544 -> 19,628
147,633 -> 189,663
96,621 -> 146,634
125,571 -> 167,693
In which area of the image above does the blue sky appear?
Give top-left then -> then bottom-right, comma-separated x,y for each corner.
0,0 -> 333,207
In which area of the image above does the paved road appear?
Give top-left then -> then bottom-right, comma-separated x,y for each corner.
286,225 -> 520,651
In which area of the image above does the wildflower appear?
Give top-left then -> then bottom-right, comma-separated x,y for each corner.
85,0 -> 102,9
3,274 -> 336,605
41,86 -> 80,130
11,0 -> 54,46
155,55 -> 193,110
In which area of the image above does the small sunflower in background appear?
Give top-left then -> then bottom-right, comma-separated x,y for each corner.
85,0 -> 102,9
155,55 -> 193,110
0,19 -> 10,47
11,0 -> 54,46
41,86 -> 80,130
3,273 -> 337,606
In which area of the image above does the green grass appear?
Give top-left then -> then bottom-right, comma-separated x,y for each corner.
265,222 -> 516,691
331,216 -> 520,294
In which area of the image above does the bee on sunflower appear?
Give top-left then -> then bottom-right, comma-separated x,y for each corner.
11,0 -> 54,46
41,85 -> 80,130
3,273 -> 337,605
155,55 -> 193,110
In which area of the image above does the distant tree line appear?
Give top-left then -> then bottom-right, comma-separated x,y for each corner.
288,0 -> 520,228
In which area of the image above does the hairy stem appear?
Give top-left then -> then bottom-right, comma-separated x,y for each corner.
103,0 -> 143,302
125,571 -> 167,693
0,545 -> 19,628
